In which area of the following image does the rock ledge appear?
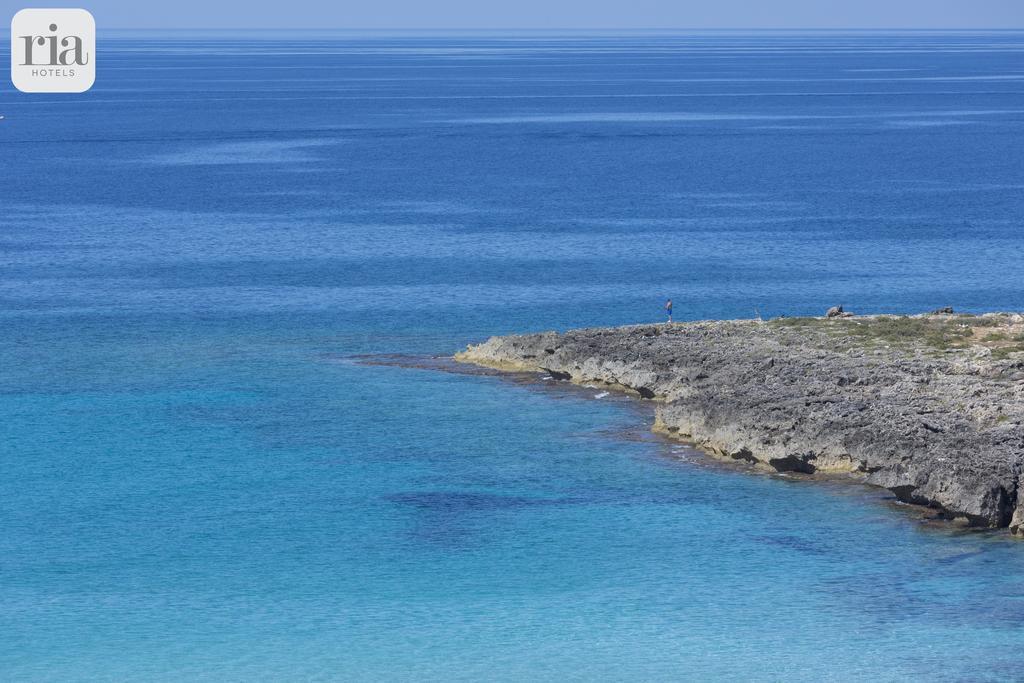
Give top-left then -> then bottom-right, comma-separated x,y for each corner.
456,314 -> 1024,534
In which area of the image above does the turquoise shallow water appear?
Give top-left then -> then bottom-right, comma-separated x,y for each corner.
3,31 -> 1024,681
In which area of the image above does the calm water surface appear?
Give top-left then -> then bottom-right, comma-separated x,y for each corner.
3,31 -> 1024,681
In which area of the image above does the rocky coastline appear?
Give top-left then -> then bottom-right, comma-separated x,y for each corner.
455,313 -> 1024,536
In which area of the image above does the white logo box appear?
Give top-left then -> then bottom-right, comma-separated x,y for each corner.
11,8 -> 95,93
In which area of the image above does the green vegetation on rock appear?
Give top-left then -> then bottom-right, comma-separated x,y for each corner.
771,313 -> 1024,355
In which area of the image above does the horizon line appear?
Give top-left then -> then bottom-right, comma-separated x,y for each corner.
94,27 -> 1024,31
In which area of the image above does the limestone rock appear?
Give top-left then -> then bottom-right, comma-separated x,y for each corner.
456,314 -> 1024,533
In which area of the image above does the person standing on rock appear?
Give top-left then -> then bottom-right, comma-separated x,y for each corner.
664,299 -> 673,324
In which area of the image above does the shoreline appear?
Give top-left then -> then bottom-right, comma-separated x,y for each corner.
455,313 -> 1024,537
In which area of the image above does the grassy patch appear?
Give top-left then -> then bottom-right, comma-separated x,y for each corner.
843,317 -> 974,350
770,315 -> 975,350
769,313 -> 1024,357
770,317 -> 820,328
990,345 -> 1024,360
956,314 -> 1003,327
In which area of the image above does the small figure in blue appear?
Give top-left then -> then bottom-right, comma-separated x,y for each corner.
664,298 -> 673,324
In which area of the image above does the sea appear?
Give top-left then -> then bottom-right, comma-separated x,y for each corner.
3,30 -> 1024,681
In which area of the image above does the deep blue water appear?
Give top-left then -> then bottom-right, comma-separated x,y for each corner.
3,31 -> 1024,681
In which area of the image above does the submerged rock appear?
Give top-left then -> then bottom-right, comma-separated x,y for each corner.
456,314 -> 1024,535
